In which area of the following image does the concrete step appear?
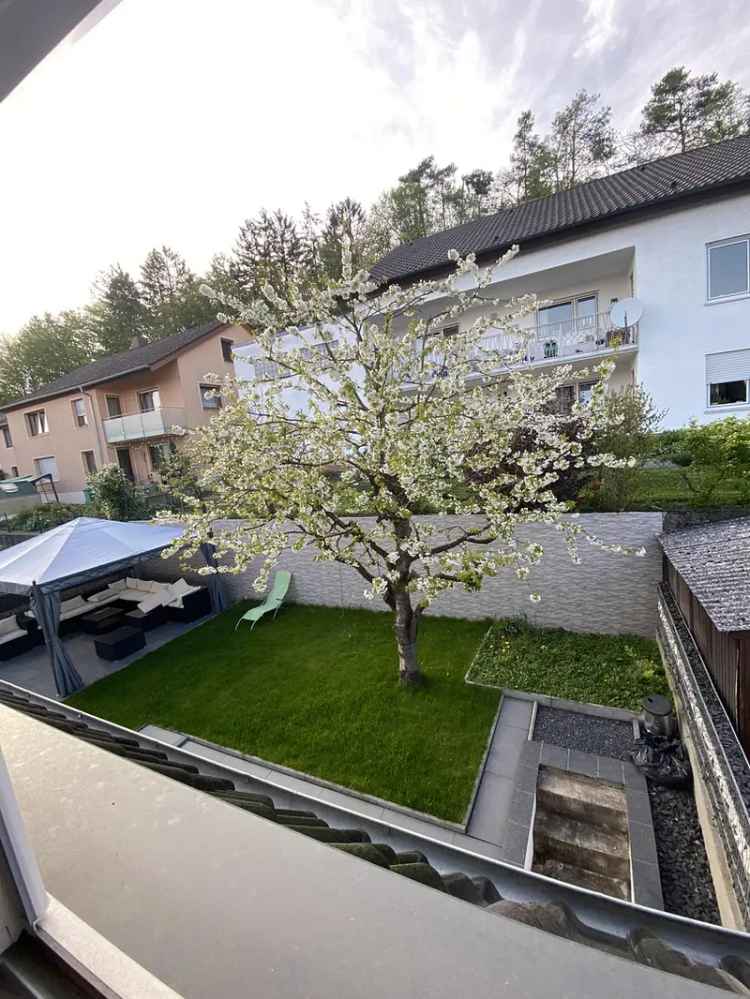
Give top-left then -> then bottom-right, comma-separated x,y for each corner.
534,858 -> 629,901
533,809 -> 630,882
536,767 -> 627,834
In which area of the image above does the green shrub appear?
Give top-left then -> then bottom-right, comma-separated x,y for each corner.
656,417 -> 750,505
86,464 -> 148,521
6,503 -> 88,532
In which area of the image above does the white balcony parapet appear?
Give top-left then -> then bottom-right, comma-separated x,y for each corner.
477,311 -> 638,370
102,407 -> 187,444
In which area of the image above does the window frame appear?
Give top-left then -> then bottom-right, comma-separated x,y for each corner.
71,397 -> 88,428
33,455 -> 59,481
81,450 -> 97,476
25,409 -> 48,437
706,235 -> 750,304
199,382 -> 223,411
137,388 -> 161,413
10,466 -> 18,478
105,395 -> 122,418
1,426 -> 12,448
707,377 -> 750,409
221,338 -> 235,363
537,292 -> 599,331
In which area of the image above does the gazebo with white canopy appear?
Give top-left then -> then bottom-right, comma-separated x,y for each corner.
0,518 -> 226,697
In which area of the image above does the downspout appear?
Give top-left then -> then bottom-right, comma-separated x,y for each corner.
80,387 -> 107,471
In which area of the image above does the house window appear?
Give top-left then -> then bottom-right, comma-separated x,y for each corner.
554,385 -> 576,415
1,427 -> 12,448
442,325 -> 459,338
221,338 -> 234,363
148,442 -> 176,470
11,466 -> 18,478
709,380 -> 748,406
707,237 -> 750,301
200,383 -> 222,410
577,381 -> 597,406
72,398 -> 88,427
138,389 -> 160,413
116,448 -> 135,481
34,456 -> 58,480
25,409 -> 48,436
706,349 -> 750,408
82,450 -> 97,475
105,395 -> 122,417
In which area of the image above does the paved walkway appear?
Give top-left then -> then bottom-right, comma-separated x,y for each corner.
0,615 -> 212,699
466,695 -> 534,851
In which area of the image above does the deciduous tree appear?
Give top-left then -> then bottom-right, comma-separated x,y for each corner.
168,247 -> 640,685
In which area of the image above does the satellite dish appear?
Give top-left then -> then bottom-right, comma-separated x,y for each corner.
610,297 -> 643,329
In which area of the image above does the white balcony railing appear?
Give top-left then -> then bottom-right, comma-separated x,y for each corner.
476,311 -> 638,369
102,407 -> 186,444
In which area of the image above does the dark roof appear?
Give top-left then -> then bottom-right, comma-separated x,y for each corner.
660,516 -> 750,632
1,682 -> 748,992
370,135 -> 750,285
2,319 -> 225,411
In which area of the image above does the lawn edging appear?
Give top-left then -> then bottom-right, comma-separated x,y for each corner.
142,725 -> 480,833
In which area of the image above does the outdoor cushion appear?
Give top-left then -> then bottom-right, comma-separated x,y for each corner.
145,580 -> 164,594
0,627 -> 25,644
171,578 -> 193,598
108,579 -> 126,593
125,577 -> 145,590
62,595 -> 87,612
0,616 -> 18,637
138,593 -> 163,614
118,590 -> 147,602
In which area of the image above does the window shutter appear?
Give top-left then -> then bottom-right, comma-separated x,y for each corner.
706,349 -> 750,384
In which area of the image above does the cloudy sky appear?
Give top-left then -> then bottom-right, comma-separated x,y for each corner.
1,0 -> 749,332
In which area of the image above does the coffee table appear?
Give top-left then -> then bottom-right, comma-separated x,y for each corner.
94,626 -> 146,661
81,605 -> 124,635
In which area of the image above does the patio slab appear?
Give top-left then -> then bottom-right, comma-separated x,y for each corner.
0,614 -> 212,699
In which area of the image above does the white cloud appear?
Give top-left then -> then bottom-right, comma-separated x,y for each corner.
0,0 -> 747,333
575,0 -> 621,58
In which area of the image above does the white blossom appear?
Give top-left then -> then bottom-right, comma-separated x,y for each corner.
166,250 -> 641,678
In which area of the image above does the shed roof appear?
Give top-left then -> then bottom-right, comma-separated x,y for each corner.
660,517 -> 750,632
369,134 -> 750,285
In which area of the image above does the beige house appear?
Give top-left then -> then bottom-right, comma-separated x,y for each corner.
0,320 -> 250,502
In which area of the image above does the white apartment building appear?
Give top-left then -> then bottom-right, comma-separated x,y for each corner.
236,135 -> 750,429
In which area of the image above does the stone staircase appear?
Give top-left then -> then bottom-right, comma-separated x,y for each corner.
533,767 -> 631,901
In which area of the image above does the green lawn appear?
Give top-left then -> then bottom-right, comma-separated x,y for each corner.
465,618 -> 668,711
68,604 -> 497,823
629,467 -> 747,508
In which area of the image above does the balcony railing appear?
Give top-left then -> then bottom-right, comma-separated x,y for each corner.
477,311 -> 639,369
102,407 -> 186,444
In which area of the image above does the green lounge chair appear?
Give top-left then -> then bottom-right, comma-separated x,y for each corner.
235,571 -> 292,631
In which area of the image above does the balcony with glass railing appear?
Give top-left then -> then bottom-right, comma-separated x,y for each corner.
476,310 -> 638,370
102,407 -> 186,444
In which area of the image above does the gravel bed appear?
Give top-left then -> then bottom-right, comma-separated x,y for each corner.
647,784 -> 720,924
534,706 -> 635,760
533,705 -> 720,923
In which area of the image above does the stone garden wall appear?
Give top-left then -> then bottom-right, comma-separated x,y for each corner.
144,512 -> 664,638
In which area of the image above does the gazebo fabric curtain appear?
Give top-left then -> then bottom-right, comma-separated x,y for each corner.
200,543 -> 228,613
30,585 -> 83,698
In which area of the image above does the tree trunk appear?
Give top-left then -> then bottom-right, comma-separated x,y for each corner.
394,590 -> 421,686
